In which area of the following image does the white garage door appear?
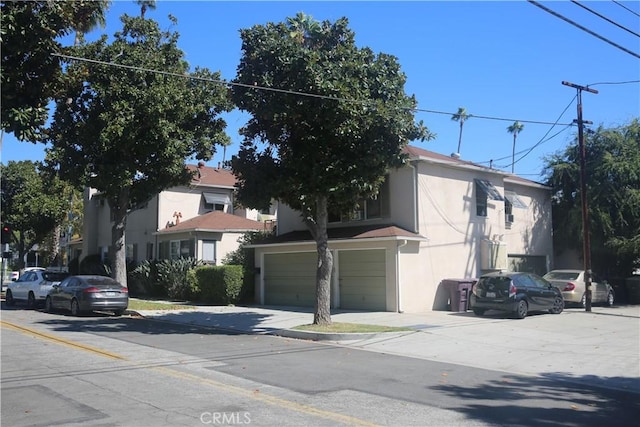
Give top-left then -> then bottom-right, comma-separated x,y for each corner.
264,252 -> 316,307
339,249 -> 387,311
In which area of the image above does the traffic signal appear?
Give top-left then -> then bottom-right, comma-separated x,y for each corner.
1,226 -> 11,244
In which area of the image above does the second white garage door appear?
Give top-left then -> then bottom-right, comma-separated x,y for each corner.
339,249 -> 387,311
264,252 -> 316,307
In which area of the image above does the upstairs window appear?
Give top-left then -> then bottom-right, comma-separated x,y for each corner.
202,192 -> 231,212
475,179 -> 504,217
329,178 -> 390,223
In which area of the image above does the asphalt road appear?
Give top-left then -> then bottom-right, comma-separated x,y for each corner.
2,305 -> 638,427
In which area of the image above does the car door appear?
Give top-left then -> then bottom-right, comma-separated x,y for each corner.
52,277 -> 74,308
531,274 -> 557,309
590,272 -> 604,303
12,272 -> 35,299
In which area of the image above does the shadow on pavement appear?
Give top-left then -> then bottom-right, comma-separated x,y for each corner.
431,372 -> 640,427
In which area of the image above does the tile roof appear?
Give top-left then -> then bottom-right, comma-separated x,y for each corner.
157,211 -> 268,234
256,224 -> 425,245
187,164 -> 237,188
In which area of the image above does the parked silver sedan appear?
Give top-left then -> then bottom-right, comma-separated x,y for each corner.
45,275 -> 129,316
543,269 -> 614,307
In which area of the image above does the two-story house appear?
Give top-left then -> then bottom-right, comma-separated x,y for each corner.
248,145 -> 553,313
79,163 -> 271,266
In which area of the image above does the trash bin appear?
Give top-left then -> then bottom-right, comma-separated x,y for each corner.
440,278 -> 476,312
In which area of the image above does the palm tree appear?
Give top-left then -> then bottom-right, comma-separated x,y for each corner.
287,12 -> 321,44
68,0 -> 110,46
136,0 -> 156,19
451,107 -> 470,155
507,121 -> 524,173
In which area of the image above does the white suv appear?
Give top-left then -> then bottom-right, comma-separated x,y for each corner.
6,270 -> 70,308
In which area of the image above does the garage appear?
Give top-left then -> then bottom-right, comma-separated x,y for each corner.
264,252 -> 316,307
508,255 -> 547,276
339,249 -> 387,311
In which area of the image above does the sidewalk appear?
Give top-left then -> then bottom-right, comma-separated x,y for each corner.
132,302 -> 640,393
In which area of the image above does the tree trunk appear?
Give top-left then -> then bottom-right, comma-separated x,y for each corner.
312,195 -> 332,325
110,190 -> 129,288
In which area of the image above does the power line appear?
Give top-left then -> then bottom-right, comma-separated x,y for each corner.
528,0 -> 640,59
612,0 -> 640,18
571,0 -> 640,38
53,52 -> 576,127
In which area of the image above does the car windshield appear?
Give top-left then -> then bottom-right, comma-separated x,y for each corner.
84,277 -> 121,288
544,272 -> 579,281
43,272 -> 70,282
478,276 -> 512,289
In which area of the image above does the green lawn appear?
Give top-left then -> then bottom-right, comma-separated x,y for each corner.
128,299 -> 195,311
293,322 -> 411,333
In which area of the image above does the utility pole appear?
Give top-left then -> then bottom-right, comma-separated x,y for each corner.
562,81 -> 598,312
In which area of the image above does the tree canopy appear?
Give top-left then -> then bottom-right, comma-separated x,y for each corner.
0,161 -> 73,269
48,13 -> 232,286
544,118 -> 640,277
231,14 -> 432,324
1,0 -> 110,141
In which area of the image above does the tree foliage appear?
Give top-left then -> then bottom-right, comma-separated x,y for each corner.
48,14 -> 232,286
231,14 -> 432,324
1,0 -> 110,141
0,161 -> 73,269
543,118 -> 640,277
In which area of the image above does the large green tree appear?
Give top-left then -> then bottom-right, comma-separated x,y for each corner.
0,161 -> 72,269
48,14 -> 232,287
544,118 -> 640,277
1,0 -> 110,141
231,14 -> 432,325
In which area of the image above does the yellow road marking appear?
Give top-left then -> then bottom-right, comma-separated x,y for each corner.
1,319 -> 379,426
0,320 -> 126,360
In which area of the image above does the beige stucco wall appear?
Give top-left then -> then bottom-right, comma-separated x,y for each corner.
254,158 -> 554,313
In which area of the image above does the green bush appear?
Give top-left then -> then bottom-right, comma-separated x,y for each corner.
156,257 -> 203,300
131,258 -> 203,299
193,265 -> 244,305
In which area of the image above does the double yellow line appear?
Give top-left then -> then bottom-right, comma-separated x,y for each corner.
1,320 -> 378,426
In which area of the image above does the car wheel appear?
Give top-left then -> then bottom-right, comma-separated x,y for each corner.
27,292 -> 36,309
549,296 -> 564,314
5,290 -> 15,306
473,308 -> 485,316
515,300 -> 528,319
606,291 -> 615,307
45,296 -> 53,313
70,299 -> 81,316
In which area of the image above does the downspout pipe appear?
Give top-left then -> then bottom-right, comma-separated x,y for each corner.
396,239 -> 407,313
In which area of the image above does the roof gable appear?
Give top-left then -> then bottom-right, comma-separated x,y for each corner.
157,211 -> 266,234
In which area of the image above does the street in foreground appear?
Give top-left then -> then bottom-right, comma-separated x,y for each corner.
1,304 -> 639,426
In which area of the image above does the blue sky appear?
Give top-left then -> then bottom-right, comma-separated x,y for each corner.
2,1 -> 639,179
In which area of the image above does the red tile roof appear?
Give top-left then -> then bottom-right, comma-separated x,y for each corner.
187,164 -> 237,188
157,211 -> 268,233
255,224 -> 425,245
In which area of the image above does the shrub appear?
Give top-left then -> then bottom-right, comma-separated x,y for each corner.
193,265 -> 243,305
79,254 -> 110,276
156,257 -> 203,300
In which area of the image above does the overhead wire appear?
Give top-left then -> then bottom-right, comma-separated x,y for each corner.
612,0 -> 640,18
527,0 -> 640,59
53,52 -> 575,127
570,0 -> 640,38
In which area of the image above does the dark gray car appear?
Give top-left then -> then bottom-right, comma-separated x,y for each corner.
469,271 -> 564,319
45,275 -> 129,316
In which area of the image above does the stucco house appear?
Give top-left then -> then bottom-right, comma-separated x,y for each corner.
80,163 -> 272,266
249,145 -> 554,313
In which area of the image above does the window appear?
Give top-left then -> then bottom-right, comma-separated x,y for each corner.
126,243 -> 137,263
475,179 -> 504,217
146,243 -> 154,260
329,177 -> 390,223
202,241 -> 216,264
166,239 -> 195,260
203,192 -> 231,212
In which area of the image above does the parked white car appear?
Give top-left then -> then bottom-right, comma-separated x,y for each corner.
543,269 -> 614,307
6,270 -> 70,308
